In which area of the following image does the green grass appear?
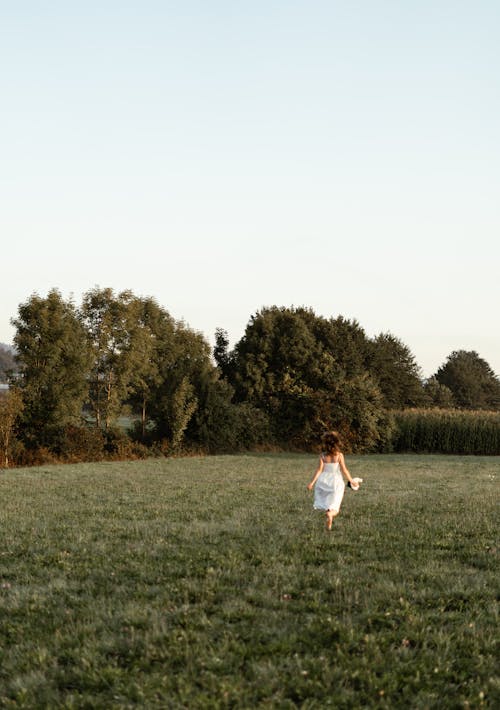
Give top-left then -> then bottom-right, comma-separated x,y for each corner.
0,454 -> 498,709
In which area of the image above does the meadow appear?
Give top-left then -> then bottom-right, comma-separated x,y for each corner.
0,454 -> 498,709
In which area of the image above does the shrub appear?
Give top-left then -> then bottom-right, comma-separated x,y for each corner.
190,400 -> 272,454
14,446 -> 60,467
56,424 -> 106,462
103,427 -> 150,460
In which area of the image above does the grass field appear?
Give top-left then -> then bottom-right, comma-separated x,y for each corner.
0,454 -> 498,708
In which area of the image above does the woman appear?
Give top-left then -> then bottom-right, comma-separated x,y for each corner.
307,431 -> 357,530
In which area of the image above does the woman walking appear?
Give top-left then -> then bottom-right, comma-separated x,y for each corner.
307,431 -> 358,530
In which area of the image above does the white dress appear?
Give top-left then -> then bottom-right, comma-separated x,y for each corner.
313,458 -> 345,512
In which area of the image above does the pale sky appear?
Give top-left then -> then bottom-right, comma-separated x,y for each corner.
1,1 -> 499,377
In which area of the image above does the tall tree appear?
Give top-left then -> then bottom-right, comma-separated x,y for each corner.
127,296 -> 177,439
366,333 -> 426,409
229,306 -> 389,450
232,307 -> 322,410
81,287 -> 142,429
213,328 -> 233,379
435,351 -> 500,410
150,323 -> 213,447
308,313 -> 370,378
12,290 -> 91,447
81,288 -> 223,451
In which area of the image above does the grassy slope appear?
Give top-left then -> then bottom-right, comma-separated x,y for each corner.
0,454 -> 498,709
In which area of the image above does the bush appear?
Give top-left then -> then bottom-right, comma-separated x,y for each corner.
14,446 -> 60,467
231,402 -> 273,452
286,377 -> 395,454
189,399 -> 272,454
56,424 -> 106,462
10,425 -> 152,467
103,427 -> 151,460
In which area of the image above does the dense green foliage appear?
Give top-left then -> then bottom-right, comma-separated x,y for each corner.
228,308 -> 398,450
422,376 -> 455,408
435,350 -> 500,410
366,333 -> 426,409
5,291 -> 500,463
8,289 -> 269,463
391,409 -> 500,455
81,287 -> 142,430
0,455 -> 497,707
12,290 -> 92,448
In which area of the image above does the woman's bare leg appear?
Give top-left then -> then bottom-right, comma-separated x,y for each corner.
325,509 -> 339,530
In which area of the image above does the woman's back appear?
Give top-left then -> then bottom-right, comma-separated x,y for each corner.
322,452 -> 341,465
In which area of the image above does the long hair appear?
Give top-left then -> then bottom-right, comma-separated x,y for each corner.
321,430 -> 341,455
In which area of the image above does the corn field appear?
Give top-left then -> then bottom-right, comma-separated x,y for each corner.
391,408 -> 500,455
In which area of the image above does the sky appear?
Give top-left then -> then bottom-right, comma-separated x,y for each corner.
1,1 -> 499,378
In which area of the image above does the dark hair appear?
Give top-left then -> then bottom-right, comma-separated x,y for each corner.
321,430 -> 341,455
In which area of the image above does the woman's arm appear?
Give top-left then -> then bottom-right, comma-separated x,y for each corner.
338,453 -> 355,485
307,457 -> 324,490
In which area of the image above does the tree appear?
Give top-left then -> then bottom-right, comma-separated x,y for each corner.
11,290 -> 91,447
167,377 -> 198,451
150,323 -> 213,447
81,288 -> 223,452
366,333 -> 426,409
308,314 -> 370,379
231,307 -> 322,409
185,365 -> 272,454
81,287 -> 143,429
213,328 -> 233,379
423,377 -> 455,409
228,306 -> 389,450
435,351 -> 500,410
0,388 -> 23,467
311,373 -> 395,453
127,296 -> 177,439
124,312 -> 216,451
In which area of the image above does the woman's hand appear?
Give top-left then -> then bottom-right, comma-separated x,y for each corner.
307,482 -> 314,491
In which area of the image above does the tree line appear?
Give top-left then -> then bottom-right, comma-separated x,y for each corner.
1,288 -> 499,466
